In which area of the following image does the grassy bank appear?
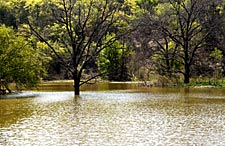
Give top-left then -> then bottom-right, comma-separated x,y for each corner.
185,81 -> 225,88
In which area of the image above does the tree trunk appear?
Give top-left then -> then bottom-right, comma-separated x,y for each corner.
184,64 -> 190,84
184,40 -> 190,84
184,74 -> 190,83
74,78 -> 80,95
73,69 -> 81,95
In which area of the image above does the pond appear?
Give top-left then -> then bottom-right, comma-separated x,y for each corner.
0,82 -> 225,145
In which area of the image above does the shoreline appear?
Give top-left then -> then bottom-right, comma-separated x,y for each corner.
3,80 -> 224,96
40,80 -> 225,88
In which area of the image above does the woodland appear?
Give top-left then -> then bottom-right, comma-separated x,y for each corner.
1,0 -> 225,95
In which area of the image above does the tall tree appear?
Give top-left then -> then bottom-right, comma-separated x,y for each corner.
28,0 -> 125,95
141,0 -> 219,83
160,0 -> 208,83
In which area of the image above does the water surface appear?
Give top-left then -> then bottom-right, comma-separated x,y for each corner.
0,83 -> 225,145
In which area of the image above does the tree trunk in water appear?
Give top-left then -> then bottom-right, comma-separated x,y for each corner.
74,78 -> 80,95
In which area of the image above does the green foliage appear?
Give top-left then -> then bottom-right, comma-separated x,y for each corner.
210,48 -> 223,60
98,34 -> 131,81
0,25 -> 46,92
209,48 -> 224,84
186,81 -> 225,87
136,0 -> 158,11
1,0 -> 225,89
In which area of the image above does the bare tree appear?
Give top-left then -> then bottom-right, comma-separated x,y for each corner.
133,0 -> 224,84
28,0 -> 124,95
131,7 -> 179,80
155,0 -> 217,83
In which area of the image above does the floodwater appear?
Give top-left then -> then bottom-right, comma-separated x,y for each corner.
0,82 -> 225,145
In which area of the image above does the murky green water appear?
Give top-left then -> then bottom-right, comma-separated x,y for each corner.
0,82 -> 225,145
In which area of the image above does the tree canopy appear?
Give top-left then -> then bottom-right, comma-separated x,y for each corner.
0,25 -> 46,94
1,0 -> 225,94
27,0 -> 130,95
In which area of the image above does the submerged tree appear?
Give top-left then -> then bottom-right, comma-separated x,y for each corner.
0,25 -> 46,94
28,0 -> 126,95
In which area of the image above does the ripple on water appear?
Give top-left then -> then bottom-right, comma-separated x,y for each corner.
0,91 -> 225,145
